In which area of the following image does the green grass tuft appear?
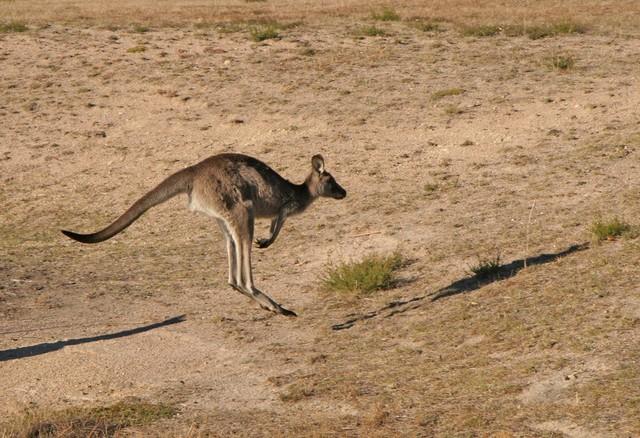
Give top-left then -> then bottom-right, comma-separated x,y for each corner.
590,217 -> 636,242
468,254 -> 502,279
371,7 -> 400,22
0,21 -> 28,33
249,24 -> 280,41
322,252 -> 404,294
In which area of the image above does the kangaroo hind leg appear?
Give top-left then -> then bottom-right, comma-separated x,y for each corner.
232,206 -> 297,317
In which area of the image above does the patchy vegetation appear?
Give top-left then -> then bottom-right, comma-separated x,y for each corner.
462,21 -> 586,38
3,401 -> 176,437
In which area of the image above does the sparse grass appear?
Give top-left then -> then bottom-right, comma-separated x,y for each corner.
0,21 -> 28,33
3,401 -> 176,437
371,7 -> 400,22
431,87 -> 464,100
461,24 -> 501,37
468,254 -> 502,279
462,21 -> 586,39
249,24 -> 280,41
590,217 -> 636,242
545,53 -> 575,70
410,20 -> 442,32
526,21 -> 586,39
132,23 -> 150,33
322,252 -> 404,294
357,25 -> 387,37
127,45 -> 147,53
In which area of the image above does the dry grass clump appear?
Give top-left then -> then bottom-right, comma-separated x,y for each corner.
356,25 -> 387,37
431,88 -> 465,100
590,217 -> 636,242
0,21 -> 28,33
249,24 -> 280,41
544,53 -> 575,70
322,252 -> 404,294
3,401 -> 176,437
127,45 -> 147,53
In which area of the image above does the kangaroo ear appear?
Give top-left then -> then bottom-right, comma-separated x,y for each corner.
312,154 -> 325,173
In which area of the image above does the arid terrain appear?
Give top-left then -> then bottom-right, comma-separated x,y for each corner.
1,1 -> 640,436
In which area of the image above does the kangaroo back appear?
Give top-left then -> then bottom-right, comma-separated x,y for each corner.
62,167 -> 194,244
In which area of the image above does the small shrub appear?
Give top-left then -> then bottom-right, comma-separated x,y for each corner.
249,24 -> 279,41
322,252 -> 404,294
431,88 -> 465,100
469,254 -> 502,279
357,25 -> 387,37
590,217 -> 636,241
0,21 -> 28,33
371,7 -> 400,22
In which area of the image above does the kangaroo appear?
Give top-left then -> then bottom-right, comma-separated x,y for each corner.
62,153 -> 347,317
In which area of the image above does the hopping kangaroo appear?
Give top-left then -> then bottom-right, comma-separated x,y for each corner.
62,153 -> 346,316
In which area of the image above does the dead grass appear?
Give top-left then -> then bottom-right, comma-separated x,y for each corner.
0,1 -> 635,33
2,400 -> 176,437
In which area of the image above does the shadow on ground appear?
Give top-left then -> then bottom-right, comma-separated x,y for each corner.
332,243 -> 589,330
0,315 -> 186,362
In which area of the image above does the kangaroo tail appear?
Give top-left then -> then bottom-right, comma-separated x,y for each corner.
61,167 -> 194,244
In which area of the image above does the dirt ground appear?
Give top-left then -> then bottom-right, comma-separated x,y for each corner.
2,3 -> 640,436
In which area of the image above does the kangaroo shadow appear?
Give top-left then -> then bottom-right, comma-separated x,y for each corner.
0,315 -> 186,362
332,243 -> 589,330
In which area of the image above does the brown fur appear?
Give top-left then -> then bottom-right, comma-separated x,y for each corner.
62,153 -> 346,316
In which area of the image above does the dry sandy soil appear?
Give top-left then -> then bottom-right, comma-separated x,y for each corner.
2,1 -> 640,436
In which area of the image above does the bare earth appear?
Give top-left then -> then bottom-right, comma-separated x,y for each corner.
1,10 -> 640,437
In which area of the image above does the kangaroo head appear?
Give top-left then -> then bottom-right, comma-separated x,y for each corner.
308,154 -> 347,200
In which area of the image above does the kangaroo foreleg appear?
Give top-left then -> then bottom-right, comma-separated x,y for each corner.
255,205 -> 291,249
